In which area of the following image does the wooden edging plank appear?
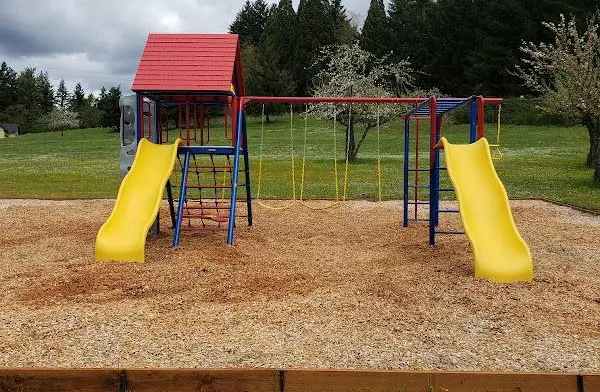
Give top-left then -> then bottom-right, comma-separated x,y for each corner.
283,369 -> 581,392
583,374 -> 600,392
124,368 -> 280,392
0,368 -> 121,392
0,369 -> 595,392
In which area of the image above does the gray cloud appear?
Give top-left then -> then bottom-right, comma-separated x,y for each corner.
0,0 -> 369,95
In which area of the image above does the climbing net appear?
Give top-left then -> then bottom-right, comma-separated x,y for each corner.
164,101 -> 249,232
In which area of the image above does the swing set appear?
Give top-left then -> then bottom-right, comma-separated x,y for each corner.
255,102 -> 384,210
251,97 -> 504,209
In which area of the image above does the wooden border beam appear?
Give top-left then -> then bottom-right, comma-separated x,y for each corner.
0,368 -> 596,392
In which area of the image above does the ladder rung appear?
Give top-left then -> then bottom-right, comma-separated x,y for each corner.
407,201 -> 429,205
186,185 -> 245,189
438,209 -> 460,213
182,205 -> 232,210
181,226 -> 227,232
188,165 -> 232,169
182,214 -> 230,222
187,170 -> 237,174
435,230 -> 465,235
185,198 -> 248,202
407,168 -> 429,172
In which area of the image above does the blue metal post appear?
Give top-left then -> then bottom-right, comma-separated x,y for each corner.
172,149 -> 190,247
428,98 -> 436,245
227,109 -> 244,245
469,98 -> 477,143
241,111 -> 253,227
403,117 -> 410,227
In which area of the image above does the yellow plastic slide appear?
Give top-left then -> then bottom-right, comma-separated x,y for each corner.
439,137 -> 533,283
95,138 -> 182,262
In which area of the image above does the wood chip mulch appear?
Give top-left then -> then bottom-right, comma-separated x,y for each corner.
0,199 -> 598,371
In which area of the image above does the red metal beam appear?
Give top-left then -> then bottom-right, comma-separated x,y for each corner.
241,96 -> 503,108
241,96 -> 425,107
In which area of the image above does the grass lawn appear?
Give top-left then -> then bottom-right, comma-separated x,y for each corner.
0,117 -> 598,210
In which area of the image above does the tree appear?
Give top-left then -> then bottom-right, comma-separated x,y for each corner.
229,0 -> 274,46
78,93 -> 102,128
388,0 -> 434,87
242,44 -> 295,121
260,0 -> 296,74
56,79 -> 69,108
517,13 -> 600,181
311,43 -> 414,160
97,86 -> 121,128
47,106 -> 79,136
360,0 -> 390,58
329,0 -> 358,45
294,0 -> 336,95
15,68 -> 42,132
70,83 -> 85,112
0,62 -> 18,114
36,71 -> 54,115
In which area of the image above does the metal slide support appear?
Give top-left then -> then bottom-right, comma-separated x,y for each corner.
166,180 -> 176,228
150,100 -> 161,236
173,149 -> 191,247
403,117 -> 410,227
227,108 -> 244,245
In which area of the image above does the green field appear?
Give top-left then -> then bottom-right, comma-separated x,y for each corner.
0,117 -> 598,211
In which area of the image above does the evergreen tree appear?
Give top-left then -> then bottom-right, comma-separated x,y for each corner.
294,0 -> 336,95
0,62 -> 18,114
260,0 -> 296,74
97,86 -> 121,128
70,83 -> 85,112
15,68 -> 42,131
388,0 -> 434,87
329,0 -> 358,45
78,93 -> 102,128
360,0 -> 390,58
229,0 -> 274,46
56,79 -> 69,108
242,44 -> 295,120
36,71 -> 54,115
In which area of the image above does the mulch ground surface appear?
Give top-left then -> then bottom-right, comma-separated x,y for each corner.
0,199 -> 598,371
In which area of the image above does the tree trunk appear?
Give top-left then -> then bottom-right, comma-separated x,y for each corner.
346,121 -> 356,161
584,117 -> 600,182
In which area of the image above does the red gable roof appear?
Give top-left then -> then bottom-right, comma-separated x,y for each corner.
131,33 -> 244,95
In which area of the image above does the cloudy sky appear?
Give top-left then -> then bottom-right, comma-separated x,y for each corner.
0,0 -> 369,95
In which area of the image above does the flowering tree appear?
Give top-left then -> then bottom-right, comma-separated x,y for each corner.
310,43 -> 415,161
47,106 -> 80,136
517,14 -> 600,182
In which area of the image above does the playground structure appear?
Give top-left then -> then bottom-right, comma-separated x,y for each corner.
95,33 -> 532,283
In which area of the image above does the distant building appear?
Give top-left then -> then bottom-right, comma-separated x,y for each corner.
0,123 -> 20,138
